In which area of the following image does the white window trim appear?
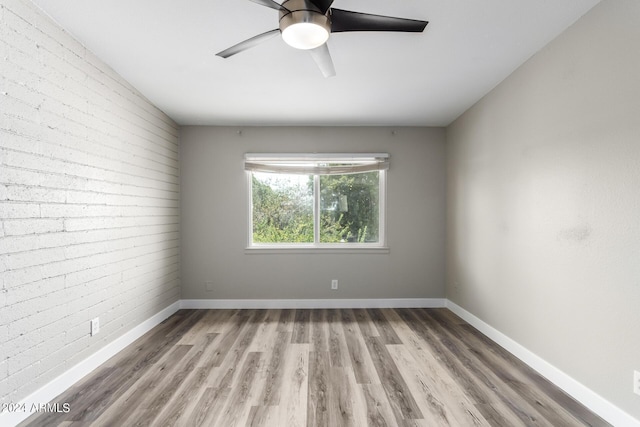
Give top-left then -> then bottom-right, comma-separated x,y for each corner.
245,153 -> 388,253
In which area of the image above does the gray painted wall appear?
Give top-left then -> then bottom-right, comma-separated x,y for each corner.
446,0 -> 640,419
1,0 -> 180,404
180,126 -> 446,300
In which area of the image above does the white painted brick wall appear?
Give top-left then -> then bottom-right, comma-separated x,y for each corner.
0,0 -> 181,404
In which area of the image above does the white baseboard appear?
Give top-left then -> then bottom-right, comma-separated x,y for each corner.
2,301 -> 181,427
445,300 -> 640,427
180,298 -> 446,309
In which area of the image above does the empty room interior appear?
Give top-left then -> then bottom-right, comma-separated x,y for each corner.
1,0 -> 639,425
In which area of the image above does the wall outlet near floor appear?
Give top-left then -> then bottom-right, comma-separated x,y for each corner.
331,279 -> 338,290
634,371 -> 640,396
205,280 -> 214,291
91,317 -> 100,336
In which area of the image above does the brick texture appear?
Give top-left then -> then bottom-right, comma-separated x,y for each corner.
0,0 -> 181,403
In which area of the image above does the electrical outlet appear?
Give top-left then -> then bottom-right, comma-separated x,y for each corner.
331,279 -> 338,290
634,371 -> 640,396
91,317 -> 100,336
205,280 -> 214,291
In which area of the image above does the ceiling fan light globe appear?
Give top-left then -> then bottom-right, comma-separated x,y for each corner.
282,22 -> 329,50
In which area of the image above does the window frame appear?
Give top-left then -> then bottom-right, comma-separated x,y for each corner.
245,153 -> 389,253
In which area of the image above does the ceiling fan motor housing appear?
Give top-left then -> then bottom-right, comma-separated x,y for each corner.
279,0 -> 331,49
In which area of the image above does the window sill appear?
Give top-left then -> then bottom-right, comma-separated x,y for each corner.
245,246 -> 390,255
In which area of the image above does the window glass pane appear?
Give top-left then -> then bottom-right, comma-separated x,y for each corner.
252,172 -> 313,243
319,171 -> 379,243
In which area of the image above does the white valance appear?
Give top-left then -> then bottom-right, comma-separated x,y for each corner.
244,153 -> 389,175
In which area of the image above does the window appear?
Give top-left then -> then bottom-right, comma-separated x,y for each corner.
245,153 -> 388,249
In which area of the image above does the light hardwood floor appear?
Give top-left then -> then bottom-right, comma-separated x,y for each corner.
21,308 -> 609,426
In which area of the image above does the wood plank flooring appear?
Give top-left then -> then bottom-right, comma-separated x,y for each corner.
21,308 -> 610,427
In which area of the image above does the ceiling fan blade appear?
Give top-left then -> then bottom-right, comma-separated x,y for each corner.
330,8 -> 428,33
248,0 -> 289,12
308,0 -> 334,14
309,43 -> 336,77
216,29 -> 280,58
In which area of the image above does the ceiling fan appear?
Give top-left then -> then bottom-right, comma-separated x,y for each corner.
216,0 -> 428,77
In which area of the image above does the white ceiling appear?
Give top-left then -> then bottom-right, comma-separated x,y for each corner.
31,0 -> 599,126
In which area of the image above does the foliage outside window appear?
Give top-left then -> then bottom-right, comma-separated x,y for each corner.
246,154 -> 388,248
